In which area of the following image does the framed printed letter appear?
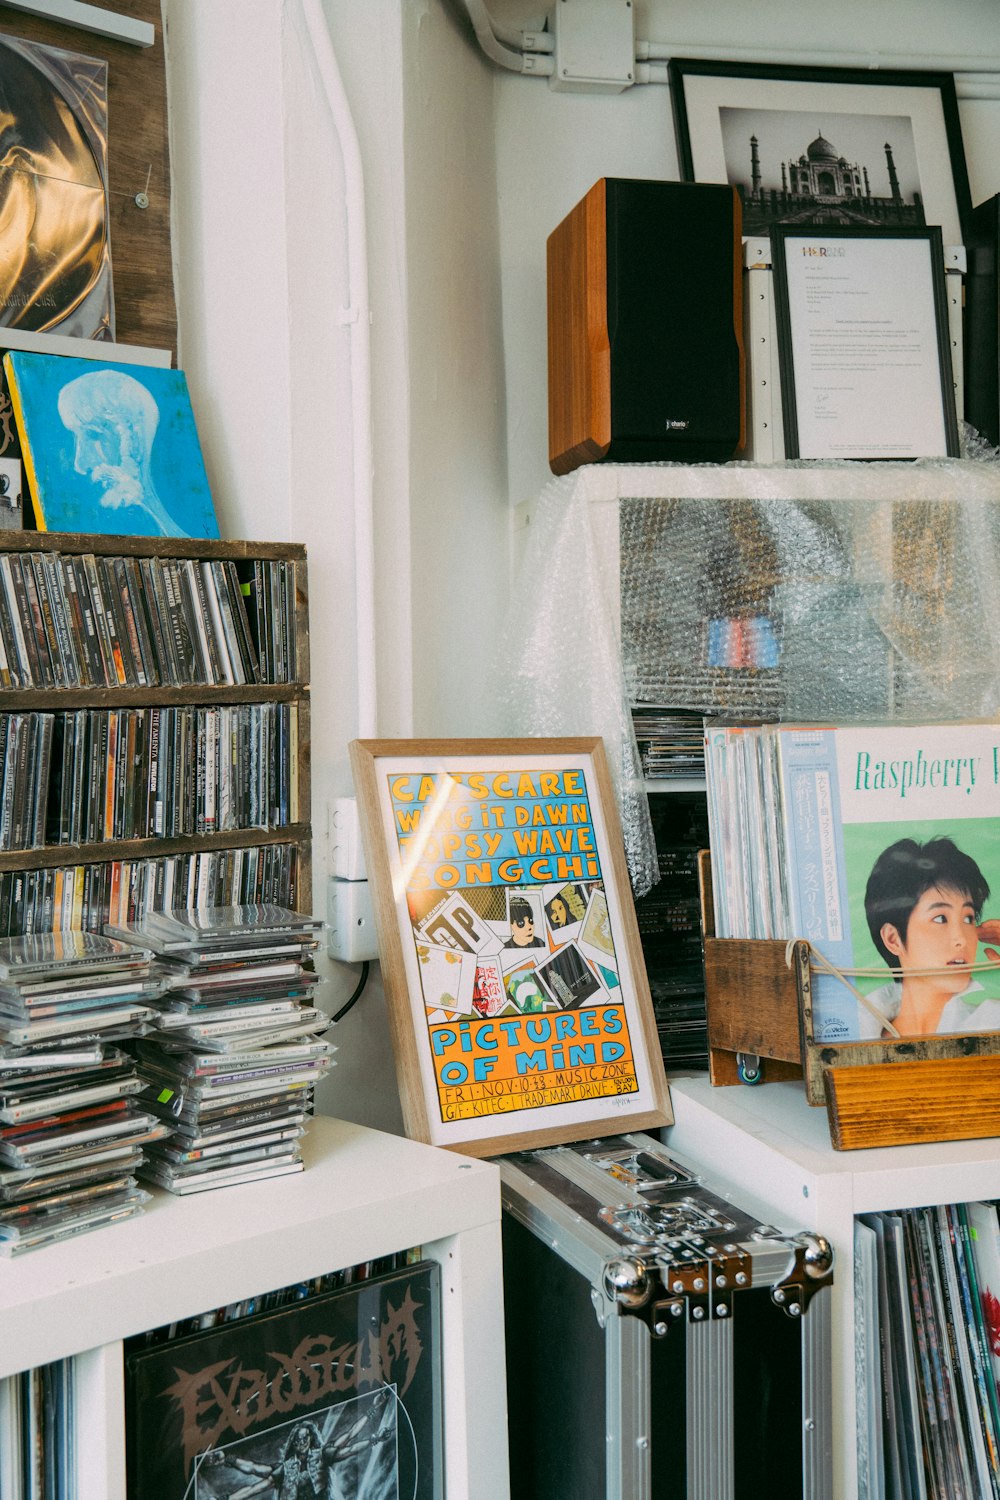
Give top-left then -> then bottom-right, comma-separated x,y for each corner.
770,224 -> 959,459
350,738 -> 672,1156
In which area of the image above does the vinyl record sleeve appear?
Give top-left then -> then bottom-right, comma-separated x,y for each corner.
125,1261 -> 443,1500
774,722 -> 1000,1040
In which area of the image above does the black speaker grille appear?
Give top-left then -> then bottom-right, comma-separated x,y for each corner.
605,179 -> 741,462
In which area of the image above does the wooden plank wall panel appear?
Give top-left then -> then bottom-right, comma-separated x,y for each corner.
0,0 -> 176,356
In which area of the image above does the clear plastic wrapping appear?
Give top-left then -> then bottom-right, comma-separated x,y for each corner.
491,442 -> 1000,895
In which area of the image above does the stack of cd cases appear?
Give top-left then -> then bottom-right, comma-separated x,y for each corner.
0,931 -> 168,1255
107,905 -> 334,1195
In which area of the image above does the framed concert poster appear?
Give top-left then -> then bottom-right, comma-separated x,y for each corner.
350,737 -> 671,1157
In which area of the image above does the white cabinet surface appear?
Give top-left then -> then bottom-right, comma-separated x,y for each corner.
0,1115 -> 510,1500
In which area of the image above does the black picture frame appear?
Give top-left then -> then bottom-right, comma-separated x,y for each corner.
124,1260 -> 444,1500
770,223 -> 960,460
669,59 -> 973,246
964,192 -> 1000,447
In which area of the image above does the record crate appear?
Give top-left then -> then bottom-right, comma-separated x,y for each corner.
697,851 -> 1000,1152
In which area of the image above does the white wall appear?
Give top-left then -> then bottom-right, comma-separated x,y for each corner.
496,77 -> 673,505
403,1 -> 509,735
165,0 -> 402,1132
164,0 -> 1000,1136
164,0 -> 505,1133
165,0 -> 292,542
493,0 -> 1000,505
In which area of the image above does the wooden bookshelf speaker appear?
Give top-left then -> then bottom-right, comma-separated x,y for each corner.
547,177 -> 745,474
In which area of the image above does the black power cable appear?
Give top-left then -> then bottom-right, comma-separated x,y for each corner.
329,960 -> 371,1024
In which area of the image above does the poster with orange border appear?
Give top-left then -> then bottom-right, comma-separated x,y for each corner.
350,738 -> 671,1156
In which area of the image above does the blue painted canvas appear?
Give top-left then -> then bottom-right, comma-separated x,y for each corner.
3,352 -> 220,539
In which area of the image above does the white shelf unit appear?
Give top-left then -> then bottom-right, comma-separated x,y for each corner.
0,1115 -> 510,1500
663,1074 -> 1000,1499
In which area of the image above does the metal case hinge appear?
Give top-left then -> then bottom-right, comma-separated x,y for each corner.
771,1234 -> 834,1317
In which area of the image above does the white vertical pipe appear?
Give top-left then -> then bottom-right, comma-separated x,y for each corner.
296,0 -> 378,740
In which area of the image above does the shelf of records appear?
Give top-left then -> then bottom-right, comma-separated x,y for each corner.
855,1200 -> 1000,1500
0,702 -> 303,854
632,703 -> 707,786
0,843 -> 303,936
2,1249 -> 425,1500
0,904 -> 334,1256
0,528 -> 313,948
0,537 -> 303,697
664,1076 -> 1000,1500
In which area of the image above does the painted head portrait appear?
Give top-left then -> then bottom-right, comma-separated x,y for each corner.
57,367 -> 184,537
4,352 -> 220,539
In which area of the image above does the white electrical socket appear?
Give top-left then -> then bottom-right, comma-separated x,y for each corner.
327,875 -> 379,963
331,797 -> 368,881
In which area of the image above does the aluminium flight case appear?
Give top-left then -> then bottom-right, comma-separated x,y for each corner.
499,1131 -> 833,1500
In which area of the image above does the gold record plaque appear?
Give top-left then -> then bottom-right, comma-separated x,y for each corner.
0,33 -> 115,339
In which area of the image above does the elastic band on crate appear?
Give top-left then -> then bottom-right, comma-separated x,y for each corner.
784,940 -> 1000,1040
783,939 -> 901,1038
785,942 -> 905,1038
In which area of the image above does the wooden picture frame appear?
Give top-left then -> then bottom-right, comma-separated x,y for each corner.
669,58 -> 972,247
350,737 -> 672,1157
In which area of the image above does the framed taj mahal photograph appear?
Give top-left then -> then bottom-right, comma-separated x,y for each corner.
669,61 -> 972,246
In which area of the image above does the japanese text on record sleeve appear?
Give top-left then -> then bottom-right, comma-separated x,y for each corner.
793,767 -> 843,942
389,769 -> 639,1122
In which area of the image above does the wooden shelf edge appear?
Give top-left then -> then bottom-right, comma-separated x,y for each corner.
0,826 -> 312,871
824,1054 -> 1000,1150
0,684 -> 310,709
0,533 -> 306,561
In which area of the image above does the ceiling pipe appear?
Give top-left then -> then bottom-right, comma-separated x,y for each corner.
461,0 -> 531,71
460,3 -> 1000,96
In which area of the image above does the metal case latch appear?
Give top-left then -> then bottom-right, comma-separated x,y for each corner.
602,1254 -> 739,1336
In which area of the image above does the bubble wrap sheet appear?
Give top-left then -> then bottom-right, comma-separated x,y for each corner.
492,446 -> 1000,897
